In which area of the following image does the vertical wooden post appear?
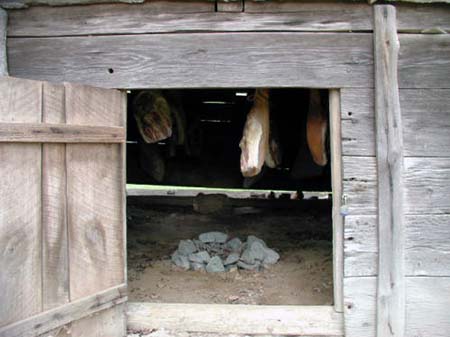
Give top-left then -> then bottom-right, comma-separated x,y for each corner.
0,8 -> 8,76
329,89 -> 343,313
373,5 -> 405,337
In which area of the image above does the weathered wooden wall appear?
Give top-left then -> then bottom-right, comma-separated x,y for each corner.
4,1 -> 450,337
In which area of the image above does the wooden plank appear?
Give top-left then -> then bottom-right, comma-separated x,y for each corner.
41,82 -> 69,311
375,8 -> 404,334
0,9 -> 7,75
399,34 -> 450,89
7,3 -> 373,36
0,77 -> 42,327
343,156 -> 450,215
2,0 -> 215,9
71,304 -> 126,337
329,89 -> 343,313
397,4 -> 450,33
341,88 -> 450,157
127,303 -> 344,336
65,83 -> 125,301
8,32 -> 373,89
345,214 -> 450,277
0,284 -> 127,337
217,0 -> 243,12
344,277 -> 450,337
0,122 -> 126,143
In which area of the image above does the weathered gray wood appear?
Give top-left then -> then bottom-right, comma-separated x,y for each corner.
0,284 -> 127,337
0,77 -> 42,327
345,214 -> 450,277
217,0 -> 243,12
8,32 -> 373,89
343,156 -> 450,215
399,34 -> 450,89
65,83 -> 125,301
41,82 -> 69,311
329,89 -> 343,313
71,303 -> 127,337
341,88 -> 450,157
127,303 -> 344,336
374,7 -> 405,336
344,277 -> 450,337
245,1 -> 450,33
0,9 -> 7,75
0,122 -> 126,143
7,2 -> 372,35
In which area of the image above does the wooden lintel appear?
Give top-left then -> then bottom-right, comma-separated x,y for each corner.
373,5 -> 405,337
0,122 -> 125,143
0,284 -> 127,337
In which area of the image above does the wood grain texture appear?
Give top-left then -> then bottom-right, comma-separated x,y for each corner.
0,9 -> 7,75
341,88 -> 450,157
245,1 -> 450,33
329,89 -> 343,313
374,6 -> 405,337
65,83 -> 125,300
344,277 -> 450,337
127,303 -> 344,336
0,284 -> 127,337
343,156 -> 450,215
0,77 -> 42,327
345,214 -> 450,277
217,0 -> 243,12
41,82 -> 69,311
70,304 -> 126,337
7,3 -> 372,35
0,122 -> 126,143
399,34 -> 450,89
8,32 -> 373,89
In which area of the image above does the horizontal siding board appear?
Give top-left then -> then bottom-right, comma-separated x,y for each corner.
7,3 -> 372,36
345,214 -> 450,277
8,32 -> 374,89
341,88 -> 450,157
343,156 -> 450,215
344,277 -> 450,337
399,34 -> 450,89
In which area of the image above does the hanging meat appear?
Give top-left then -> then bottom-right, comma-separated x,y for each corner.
306,89 -> 328,166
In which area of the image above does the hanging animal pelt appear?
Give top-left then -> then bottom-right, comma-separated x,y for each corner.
133,90 -> 172,143
239,88 -> 271,177
306,89 -> 328,166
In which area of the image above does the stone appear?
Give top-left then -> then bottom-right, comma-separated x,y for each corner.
171,251 -> 190,270
237,260 -> 260,271
225,237 -> 242,252
240,248 -> 255,265
178,239 -> 197,256
189,251 -> 211,264
205,256 -> 225,273
248,241 -> 266,261
193,239 -> 205,251
224,253 -> 240,266
199,231 -> 228,244
247,235 -> 267,248
190,262 -> 206,271
263,248 -> 280,265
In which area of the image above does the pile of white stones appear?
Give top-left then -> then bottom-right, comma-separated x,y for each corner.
171,232 -> 280,272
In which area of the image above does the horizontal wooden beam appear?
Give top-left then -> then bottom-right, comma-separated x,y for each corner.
0,123 -> 125,143
127,303 -> 344,336
0,284 -> 127,337
345,214 -> 450,277
8,32 -> 373,89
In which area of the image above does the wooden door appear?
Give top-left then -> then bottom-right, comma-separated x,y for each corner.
0,76 -> 127,337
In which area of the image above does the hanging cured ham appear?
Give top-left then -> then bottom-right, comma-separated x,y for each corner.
306,89 -> 328,166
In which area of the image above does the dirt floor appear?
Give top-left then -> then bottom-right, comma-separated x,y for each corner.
127,196 -> 333,306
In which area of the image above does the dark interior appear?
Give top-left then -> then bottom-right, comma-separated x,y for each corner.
126,88 -> 331,192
